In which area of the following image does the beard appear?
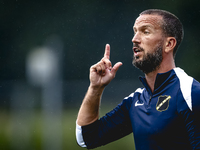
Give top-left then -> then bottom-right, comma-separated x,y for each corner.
132,42 -> 163,74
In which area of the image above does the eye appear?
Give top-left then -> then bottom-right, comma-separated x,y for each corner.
144,30 -> 150,34
133,29 -> 137,35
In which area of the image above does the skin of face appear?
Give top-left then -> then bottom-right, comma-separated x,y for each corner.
132,14 -> 166,63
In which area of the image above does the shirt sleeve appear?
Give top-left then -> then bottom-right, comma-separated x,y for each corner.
180,109 -> 200,149
76,97 -> 133,149
179,79 -> 200,149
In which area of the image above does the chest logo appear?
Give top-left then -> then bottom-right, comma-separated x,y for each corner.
135,100 -> 144,107
156,95 -> 171,112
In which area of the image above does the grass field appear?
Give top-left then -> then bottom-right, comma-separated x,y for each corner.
0,107 -> 135,150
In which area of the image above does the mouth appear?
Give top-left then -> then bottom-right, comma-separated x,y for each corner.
133,47 -> 142,54
133,47 -> 140,52
133,46 -> 144,60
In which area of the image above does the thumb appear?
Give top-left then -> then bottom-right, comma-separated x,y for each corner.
110,62 -> 123,76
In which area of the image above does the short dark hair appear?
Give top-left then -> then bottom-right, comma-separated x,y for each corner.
140,9 -> 184,57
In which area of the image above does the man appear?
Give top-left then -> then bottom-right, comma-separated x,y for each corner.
76,9 -> 200,150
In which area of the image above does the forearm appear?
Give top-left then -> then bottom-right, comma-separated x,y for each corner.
77,85 -> 104,126
77,44 -> 122,126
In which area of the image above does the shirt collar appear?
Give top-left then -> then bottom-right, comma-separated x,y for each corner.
139,68 -> 176,95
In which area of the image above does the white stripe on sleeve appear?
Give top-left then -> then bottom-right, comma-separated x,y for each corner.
174,67 -> 193,111
76,121 -> 87,147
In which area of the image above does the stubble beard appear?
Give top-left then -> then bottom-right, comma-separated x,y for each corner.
132,42 -> 163,74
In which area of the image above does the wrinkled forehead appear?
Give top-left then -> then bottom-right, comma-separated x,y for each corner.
134,14 -> 163,29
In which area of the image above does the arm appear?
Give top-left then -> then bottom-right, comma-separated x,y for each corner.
179,80 -> 200,149
76,97 -> 133,149
180,109 -> 200,149
184,81 -> 200,149
77,44 -> 123,126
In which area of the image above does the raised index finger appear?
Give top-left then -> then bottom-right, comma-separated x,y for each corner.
104,44 -> 110,59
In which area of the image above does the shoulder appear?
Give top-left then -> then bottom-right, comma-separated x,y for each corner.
173,67 -> 193,86
174,68 -> 200,112
124,88 -> 144,100
173,68 -> 193,111
120,87 -> 144,109
191,79 -> 200,112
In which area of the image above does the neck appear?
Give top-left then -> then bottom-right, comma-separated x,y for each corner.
145,58 -> 175,92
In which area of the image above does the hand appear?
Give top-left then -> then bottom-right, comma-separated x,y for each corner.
90,44 -> 122,88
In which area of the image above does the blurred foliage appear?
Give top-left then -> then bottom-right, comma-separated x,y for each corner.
0,109 -> 135,150
1,0 -> 200,81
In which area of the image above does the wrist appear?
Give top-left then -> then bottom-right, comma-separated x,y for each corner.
88,84 -> 105,94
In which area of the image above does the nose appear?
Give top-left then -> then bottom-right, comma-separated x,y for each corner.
132,32 -> 140,44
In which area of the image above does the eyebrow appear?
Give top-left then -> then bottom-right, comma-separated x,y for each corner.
133,25 -> 152,31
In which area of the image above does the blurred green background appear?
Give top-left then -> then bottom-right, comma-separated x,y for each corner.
1,0 -> 200,149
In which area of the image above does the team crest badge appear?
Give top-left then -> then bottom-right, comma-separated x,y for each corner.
156,95 -> 171,112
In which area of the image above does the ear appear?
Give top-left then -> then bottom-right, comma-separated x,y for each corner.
165,37 -> 176,53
